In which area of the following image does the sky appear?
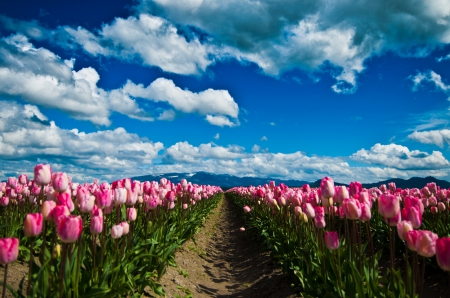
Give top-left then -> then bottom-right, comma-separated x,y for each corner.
1,0 -> 450,184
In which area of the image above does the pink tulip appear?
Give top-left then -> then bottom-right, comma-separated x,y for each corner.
388,182 -> 396,193
18,174 -> 28,185
90,216 -> 103,235
114,188 -> 127,206
77,186 -> 95,213
406,230 -> 420,251
239,227 -> 245,232
41,200 -> 56,221
182,203 -> 188,210
24,213 -> 43,237
0,196 -> 9,207
379,184 -> 387,193
378,193 -> 400,218
415,230 -> 438,257
56,192 -> 75,212
402,206 -> 422,229
51,205 -> 70,223
349,181 -> 363,197
0,238 -> 19,264
120,222 -> 130,235
384,211 -> 401,226
243,205 -> 251,213
52,172 -> 69,192
359,203 -> 372,222
303,203 -> 315,219
438,202 -> 446,212
436,237 -> 450,271
34,164 -> 52,186
314,206 -> 326,228
126,207 -> 137,222
343,198 -> 361,220
7,177 -> 17,188
95,189 -> 112,209
320,177 -> 335,199
111,225 -> 123,239
333,186 -> 349,204
397,221 -> 413,241
324,231 -> 340,250
57,215 -> 82,243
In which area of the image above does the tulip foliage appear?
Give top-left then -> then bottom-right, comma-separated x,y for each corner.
227,178 -> 450,298
0,164 -> 222,297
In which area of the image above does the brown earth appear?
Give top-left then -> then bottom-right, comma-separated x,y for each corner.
155,197 -> 300,298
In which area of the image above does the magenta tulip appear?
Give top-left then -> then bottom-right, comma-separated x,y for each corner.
56,192 -> 75,212
52,172 -> 69,192
436,237 -> 450,271
90,216 -> 103,235
95,189 -> 112,209
397,221 -> 413,241
378,193 -> 400,218
314,206 -> 326,228
359,202 -> 372,222
0,238 -> 19,264
126,207 -> 137,222
76,185 -> 94,213
406,230 -> 420,251
57,215 -> 82,243
51,205 -> 70,223
24,213 -> 43,237
320,177 -> 335,199
343,198 -> 361,220
324,231 -> 340,250
415,230 -> 438,258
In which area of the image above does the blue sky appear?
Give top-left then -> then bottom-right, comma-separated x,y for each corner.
1,0 -> 450,183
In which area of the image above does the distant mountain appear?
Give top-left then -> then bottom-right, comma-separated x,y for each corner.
361,176 -> 450,189
131,171 -> 309,189
131,172 -> 450,190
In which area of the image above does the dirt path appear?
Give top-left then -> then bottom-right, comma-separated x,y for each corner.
157,197 -> 299,298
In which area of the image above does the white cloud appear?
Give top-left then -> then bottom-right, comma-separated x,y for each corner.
410,70 -> 450,93
260,136 -> 268,141
408,129 -> 450,148
205,115 -> 236,127
251,144 -> 260,153
0,101 -> 164,182
63,14 -> 212,75
135,0 -> 450,93
122,77 -> 239,122
214,133 -> 220,140
351,143 -> 450,170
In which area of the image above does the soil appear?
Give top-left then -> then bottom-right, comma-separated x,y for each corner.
155,197 -> 300,298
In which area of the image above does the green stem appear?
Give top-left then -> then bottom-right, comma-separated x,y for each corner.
2,264 -> 8,298
27,238 -> 34,295
59,243 -> 68,298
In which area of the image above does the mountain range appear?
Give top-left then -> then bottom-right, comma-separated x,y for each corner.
131,172 -> 450,190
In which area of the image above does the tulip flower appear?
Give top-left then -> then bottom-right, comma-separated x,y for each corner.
51,205 -> 71,223
114,187 -> 127,206
359,202 -> 372,221
24,213 -> 43,237
349,181 -> 363,196
0,238 -> 19,264
397,221 -> 413,241
52,172 -> 69,192
436,237 -> 450,271
402,206 -> 422,229
95,189 -> 112,209
405,230 -> 420,251
18,174 -> 28,185
56,192 -> 75,212
90,216 -> 103,235
243,205 -> 251,213
314,206 -> 326,228
111,225 -> 124,239
0,196 -> 9,207
378,193 -> 400,218
343,198 -> 361,220
320,177 -> 335,199
57,215 -> 82,243
324,231 -> 340,250
77,186 -> 94,213
239,227 -> 245,232
120,222 -> 130,235
303,203 -> 315,219
415,230 -> 438,258
126,207 -> 137,222
41,200 -> 57,221
34,164 -> 52,186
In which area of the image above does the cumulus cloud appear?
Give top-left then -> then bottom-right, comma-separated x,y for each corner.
122,77 -> 239,126
0,101 -> 164,182
410,70 -> 450,94
351,143 -> 450,170
408,129 -> 450,148
136,0 -> 450,93
214,133 -> 220,140
63,14 -> 212,75
260,136 -> 268,141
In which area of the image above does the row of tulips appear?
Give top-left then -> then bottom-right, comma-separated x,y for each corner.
227,178 -> 450,298
0,164 -> 222,297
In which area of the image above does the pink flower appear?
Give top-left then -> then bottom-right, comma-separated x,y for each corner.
24,213 -> 43,237
243,205 -> 251,213
18,174 -> 28,185
7,177 -> 17,188
95,189 -> 112,209
438,202 -> 446,212
314,206 -> 326,228
114,188 -> 127,206
324,231 -> 340,250
384,211 -> 401,226
349,181 -> 363,197
343,198 -> 361,220
126,207 -> 137,222
405,230 -> 420,251
359,203 -> 372,222
182,203 -> 188,210
111,225 -> 123,239
41,200 -> 57,221
378,193 -> 400,218
436,237 -> 450,271
165,190 -> 176,202
51,205 -> 70,223
320,177 -> 335,199
57,215 -> 82,243
76,186 -> 94,213
415,230 -> 438,257
34,164 -> 52,186
303,203 -> 315,218
56,192 -> 75,212
0,196 -> 9,207
52,172 -> 69,192
239,227 -> 245,232
90,216 -> 103,235
401,206 -> 422,229
397,221 -> 413,241
0,238 -> 19,264
120,222 -> 130,235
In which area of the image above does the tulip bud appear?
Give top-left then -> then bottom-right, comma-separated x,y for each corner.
239,227 -> 245,232
90,216 -> 103,235
436,237 -> 450,271
41,200 -> 57,222
111,224 -> 123,239
243,205 -> 251,213
320,177 -> 335,199
120,222 -> 130,235
378,193 -> 400,218
24,213 -> 43,237
397,221 -> 413,241
415,230 -> 438,257
57,215 -> 82,243
52,172 -> 69,192
324,231 -> 340,250
0,238 -> 19,264
126,207 -> 137,222
52,244 -> 61,258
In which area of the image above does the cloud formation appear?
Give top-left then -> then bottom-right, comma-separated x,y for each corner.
408,129 -> 450,148
351,143 -> 450,170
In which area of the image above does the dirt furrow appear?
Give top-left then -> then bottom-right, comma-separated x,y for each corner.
158,197 -> 299,298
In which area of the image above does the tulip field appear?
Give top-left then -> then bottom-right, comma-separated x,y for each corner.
226,178 -> 450,297
0,164 -> 222,297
